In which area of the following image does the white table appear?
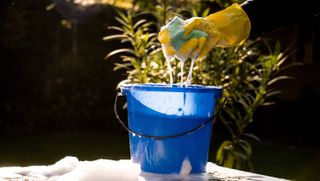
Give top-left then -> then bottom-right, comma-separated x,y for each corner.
0,156 -> 289,181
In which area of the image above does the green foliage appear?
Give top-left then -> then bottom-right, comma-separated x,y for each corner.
203,41 -> 292,170
104,10 -> 165,84
104,0 -> 292,171
133,0 -> 193,25
213,0 -> 246,8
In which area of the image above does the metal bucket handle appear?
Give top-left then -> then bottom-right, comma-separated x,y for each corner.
114,92 -> 225,140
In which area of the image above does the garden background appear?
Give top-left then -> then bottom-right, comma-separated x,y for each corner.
0,0 -> 319,180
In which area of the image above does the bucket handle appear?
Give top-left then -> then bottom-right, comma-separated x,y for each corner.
114,92 -> 225,140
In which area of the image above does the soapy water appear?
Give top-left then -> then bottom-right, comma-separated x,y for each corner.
179,158 -> 192,176
180,59 -> 185,86
166,57 -> 174,87
165,55 -> 197,88
185,57 -> 196,87
162,43 -> 197,87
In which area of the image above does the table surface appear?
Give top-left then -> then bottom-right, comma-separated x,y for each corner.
0,156 -> 289,181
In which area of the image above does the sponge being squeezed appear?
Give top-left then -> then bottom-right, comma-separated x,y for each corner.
158,16 -> 208,61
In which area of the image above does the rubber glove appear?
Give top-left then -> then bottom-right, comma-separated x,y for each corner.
158,3 -> 251,59
158,16 -> 208,61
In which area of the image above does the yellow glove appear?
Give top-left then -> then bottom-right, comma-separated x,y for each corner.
158,16 -> 209,61
158,3 -> 251,59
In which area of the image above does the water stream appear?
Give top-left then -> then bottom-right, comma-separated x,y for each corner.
166,57 -> 174,87
180,60 -> 185,87
165,55 -> 197,87
185,57 -> 196,87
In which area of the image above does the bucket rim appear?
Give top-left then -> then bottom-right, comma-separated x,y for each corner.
120,83 -> 222,95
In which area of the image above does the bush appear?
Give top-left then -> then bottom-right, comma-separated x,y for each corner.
104,0 -> 292,170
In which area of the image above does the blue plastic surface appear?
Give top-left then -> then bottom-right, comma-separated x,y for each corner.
120,83 -> 222,174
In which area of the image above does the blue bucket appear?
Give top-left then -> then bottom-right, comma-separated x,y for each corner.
116,83 -> 222,174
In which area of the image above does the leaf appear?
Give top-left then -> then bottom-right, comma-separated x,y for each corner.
239,93 -> 254,107
234,149 -> 247,161
277,62 -> 303,72
262,101 -> 276,106
130,58 -> 141,71
266,90 -> 282,97
103,34 -> 127,41
224,107 -> 240,122
276,54 -> 287,67
243,133 -> 260,141
105,49 -> 136,59
238,96 -> 250,109
225,152 -> 234,168
216,141 -> 232,164
121,55 -> 135,62
148,33 -> 158,39
140,24 -> 154,34
267,75 -> 293,86
146,41 -> 160,49
149,48 -> 162,56
274,41 -> 281,56
133,19 -> 147,29
191,8 -> 198,17
113,63 -> 132,71
117,10 -> 130,23
202,8 -> 210,17
115,17 -> 131,29
238,139 -> 252,156
108,26 -> 125,32
244,93 -> 255,104
134,11 -> 153,19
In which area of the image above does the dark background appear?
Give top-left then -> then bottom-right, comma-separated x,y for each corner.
0,0 -> 123,134
0,0 -> 319,179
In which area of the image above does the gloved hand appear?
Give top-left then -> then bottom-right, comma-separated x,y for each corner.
158,16 -> 209,61
158,3 -> 251,60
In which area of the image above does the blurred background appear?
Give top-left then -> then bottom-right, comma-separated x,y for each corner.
0,0 -> 319,180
